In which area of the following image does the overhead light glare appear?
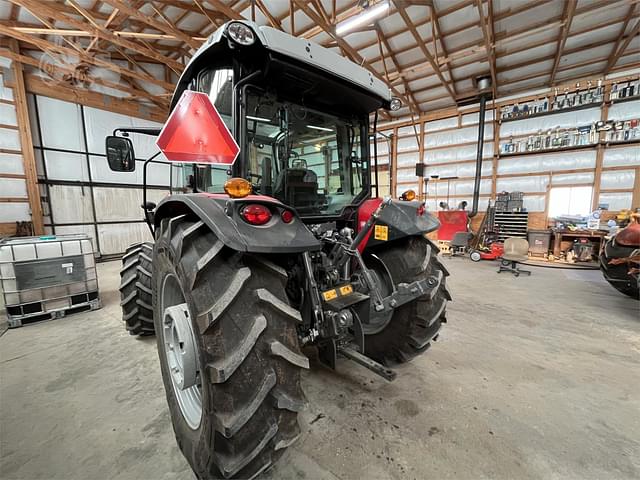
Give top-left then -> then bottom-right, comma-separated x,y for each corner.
307,125 -> 334,132
335,1 -> 390,35
246,115 -> 272,123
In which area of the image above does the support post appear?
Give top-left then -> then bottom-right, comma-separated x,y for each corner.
8,39 -> 43,235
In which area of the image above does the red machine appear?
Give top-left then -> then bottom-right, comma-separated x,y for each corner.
437,210 -> 469,241
469,242 -> 504,262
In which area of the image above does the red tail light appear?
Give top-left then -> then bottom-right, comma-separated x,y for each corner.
241,204 -> 272,225
281,210 -> 294,223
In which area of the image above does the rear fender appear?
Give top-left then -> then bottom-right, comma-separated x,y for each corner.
154,193 -> 321,253
357,199 -> 440,251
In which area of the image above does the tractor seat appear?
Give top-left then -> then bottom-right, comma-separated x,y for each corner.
273,167 -> 318,210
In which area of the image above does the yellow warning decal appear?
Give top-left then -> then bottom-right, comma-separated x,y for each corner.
374,224 -> 389,241
322,289 -> 338,301
339,284 -> 353,296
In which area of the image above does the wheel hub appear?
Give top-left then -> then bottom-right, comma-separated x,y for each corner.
160,274 -> 202,430
164,304 -> 197,390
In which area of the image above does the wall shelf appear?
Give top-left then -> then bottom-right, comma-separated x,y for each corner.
499,101 -> 603,124
498,143 -> 597,158
600,139 -> 640,148
607,95 -> 640,105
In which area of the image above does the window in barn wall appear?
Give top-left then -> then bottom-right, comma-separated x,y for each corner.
548,186 -> 593,218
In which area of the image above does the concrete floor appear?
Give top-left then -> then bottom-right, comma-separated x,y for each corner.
1,257 -> 639,480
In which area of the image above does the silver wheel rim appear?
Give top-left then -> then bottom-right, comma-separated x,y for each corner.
161,274 -> 202,430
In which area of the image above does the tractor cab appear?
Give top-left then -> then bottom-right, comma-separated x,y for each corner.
165,20 -> 392,221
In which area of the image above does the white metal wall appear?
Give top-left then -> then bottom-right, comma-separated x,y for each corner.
27,95 -> 171,257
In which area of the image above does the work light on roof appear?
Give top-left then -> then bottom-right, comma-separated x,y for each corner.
227,22 -> 256,46
390,97 -> 402,111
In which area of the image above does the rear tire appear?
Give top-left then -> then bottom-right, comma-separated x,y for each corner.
119,242 -> 154,336
153,215 -> 307,479
364,236 -> 450,366
600,237 -> 639,300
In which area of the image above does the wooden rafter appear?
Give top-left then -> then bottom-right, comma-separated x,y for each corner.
374,23 -> 420,116
8,0 -> 185,71
102,0 -> 200,50
255,0 -> 283,30
604,6 -> 639,75
0,0 -> 638,123
392,0 -> 456,100
549,0 -> 577,85
0,24 -> 174,91
475,0 -> 497,98
291,0 -> 411,113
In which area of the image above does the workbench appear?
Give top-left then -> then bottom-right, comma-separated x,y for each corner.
552,229 -> 608,258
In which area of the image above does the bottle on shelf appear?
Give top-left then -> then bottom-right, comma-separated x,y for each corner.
588,123 -> 597,144
552,127 -> 561,148
534,130 -> 542,150
595,79 -> 604,102
551,88 -> 559,110
611,83 -> 619,100
545,129 -> 552,149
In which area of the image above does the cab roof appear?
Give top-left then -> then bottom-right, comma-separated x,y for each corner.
171,20 -> 392,111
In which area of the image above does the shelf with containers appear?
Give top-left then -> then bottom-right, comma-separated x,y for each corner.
381,71 -> 640,219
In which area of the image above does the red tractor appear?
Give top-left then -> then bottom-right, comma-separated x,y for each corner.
106,21 -> 450,479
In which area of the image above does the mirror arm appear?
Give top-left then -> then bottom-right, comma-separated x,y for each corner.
143,151 -> 162,236
113,127 -> 162,137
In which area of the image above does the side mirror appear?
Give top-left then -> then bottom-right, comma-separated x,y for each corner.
105,136 -> 136,172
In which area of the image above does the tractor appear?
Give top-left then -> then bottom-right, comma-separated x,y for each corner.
106,21 -> 450,480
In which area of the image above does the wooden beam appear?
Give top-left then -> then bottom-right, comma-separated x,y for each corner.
7,26 -> 207,41
255,0 -> 283,30
0,25 -> 174,91
604,18 -> 640,74
429,1 -> 458,95
375,23 -> 421,116
550,0 -> 577,85
475,0 -> 497,98
0,48 -> 167,107
8,39 -> 43,235
205,0 -> 244,20
392,0 -> 456,100
8,0 -> 185,72
103,0 -> 200,49
19,74 -> 167,123
603,3 -> 637,75
632,166 -> 640,209
291,0 -> 412,111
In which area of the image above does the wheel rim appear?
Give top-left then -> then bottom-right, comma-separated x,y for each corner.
160,274 -> 202,430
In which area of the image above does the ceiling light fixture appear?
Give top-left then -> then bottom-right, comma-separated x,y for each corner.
307,125 -> 334,132
335,1 -> 390,36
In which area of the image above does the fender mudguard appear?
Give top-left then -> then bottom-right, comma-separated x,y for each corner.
358,198 -> 440,250
154,193 -> 321,254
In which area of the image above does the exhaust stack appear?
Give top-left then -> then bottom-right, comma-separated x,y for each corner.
469,75 -> 492,218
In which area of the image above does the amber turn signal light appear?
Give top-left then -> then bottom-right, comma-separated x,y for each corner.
400,189 -> 416,201
224,178 -> 252,198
